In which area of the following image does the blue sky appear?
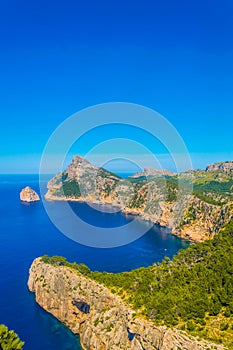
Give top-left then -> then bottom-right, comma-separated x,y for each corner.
0,0 -> 233,173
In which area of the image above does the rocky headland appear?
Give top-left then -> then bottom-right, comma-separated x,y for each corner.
45,156 -> 233,242
20,186 -> 40,202
28,257 -> 225,350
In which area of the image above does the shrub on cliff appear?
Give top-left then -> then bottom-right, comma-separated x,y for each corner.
41,255 -> 90,275
0,324 -> 24,350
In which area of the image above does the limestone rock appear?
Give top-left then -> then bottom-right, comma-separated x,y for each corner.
20,186 -> 40,202
206,160 -> 233,172
28,258 -> 225,350
45,155 -> 120,201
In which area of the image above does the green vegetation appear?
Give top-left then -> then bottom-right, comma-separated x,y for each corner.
61,180 -> 81,198
193,179 -> 233,205
192,191 -> 224,206
0,324 -> 24,350
191,170 -> 233,205
128,183 -> 147,209
164,179 -> 178,201
128,178 -> 178,209
91,221 -> 233,347
41,255 -> 91,275
52,179 -> 81,198
43,220 -> 233,348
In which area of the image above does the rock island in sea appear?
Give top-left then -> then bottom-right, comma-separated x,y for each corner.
20,186 -> 40,202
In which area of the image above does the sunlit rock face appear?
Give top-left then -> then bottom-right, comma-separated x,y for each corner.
20,186 -> 40,202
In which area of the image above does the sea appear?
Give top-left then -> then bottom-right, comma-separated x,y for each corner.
0,174 -> 190,350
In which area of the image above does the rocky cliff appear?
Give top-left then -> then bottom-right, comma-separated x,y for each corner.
20,186 -> 40,202
206,161 -> 233,172
46,156 -> 120,202
28,258 -> 225,350
45,156 -> 233,242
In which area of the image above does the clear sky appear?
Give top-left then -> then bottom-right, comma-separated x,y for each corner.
0,0 -> 233,173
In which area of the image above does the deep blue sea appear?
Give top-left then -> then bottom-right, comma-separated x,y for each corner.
0,174 -> 190,350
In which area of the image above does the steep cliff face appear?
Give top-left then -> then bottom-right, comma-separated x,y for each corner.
123,181 -> 233,242
20,186 -> 40,202
28,258 -> 224,350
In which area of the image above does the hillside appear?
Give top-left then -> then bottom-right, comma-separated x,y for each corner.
45,157 -> 233,242
91,221 -> 233,348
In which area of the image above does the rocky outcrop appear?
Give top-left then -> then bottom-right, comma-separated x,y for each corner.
28,258 -> 225,350
45,156 -> 120,201
206,161 -> 233,172
20,186 -> 40,202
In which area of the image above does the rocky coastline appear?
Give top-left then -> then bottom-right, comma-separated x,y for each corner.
28,257 -> 225,350
44,156 -> 233,242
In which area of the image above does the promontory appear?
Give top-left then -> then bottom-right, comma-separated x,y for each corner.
45,156 -> 233,242
28,256 -> 226,350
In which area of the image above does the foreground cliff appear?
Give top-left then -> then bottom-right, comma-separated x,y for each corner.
45,156 -> 233,242
28,257 -> 225,350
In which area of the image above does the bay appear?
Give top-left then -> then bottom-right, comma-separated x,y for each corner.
0,174 -> 189,350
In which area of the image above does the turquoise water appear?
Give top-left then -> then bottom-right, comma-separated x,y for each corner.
0,175 -> 189,349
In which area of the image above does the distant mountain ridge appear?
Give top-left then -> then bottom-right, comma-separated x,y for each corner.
206,160 -> 233,172
129,167 -> 176,178
45,156 -> 233,242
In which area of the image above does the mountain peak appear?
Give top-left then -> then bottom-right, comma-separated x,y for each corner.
72,155 -> 92,166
